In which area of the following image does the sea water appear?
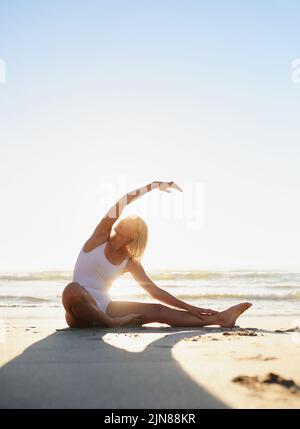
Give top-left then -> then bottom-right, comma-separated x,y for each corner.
0,270 -> 299,317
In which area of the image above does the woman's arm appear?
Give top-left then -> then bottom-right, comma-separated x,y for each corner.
154,292 -> 218,317
91,182 -> 153,238
91,181 -> 181,239
128,260 -> 218,317
128,260 -> 191,311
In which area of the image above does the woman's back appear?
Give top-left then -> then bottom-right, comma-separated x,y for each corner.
72,242 -> 128,293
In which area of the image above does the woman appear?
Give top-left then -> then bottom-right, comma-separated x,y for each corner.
62,180 -> 252,328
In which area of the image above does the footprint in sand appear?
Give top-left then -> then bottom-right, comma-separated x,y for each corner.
25,327 -> 39,333
223,330 -> 258,337
183,336 -> 200,342
232,372 -> 300,395
275,326 -> 299,333
236,354 -> 277,361
124,333 -> 140,338
183,335 -> 220,342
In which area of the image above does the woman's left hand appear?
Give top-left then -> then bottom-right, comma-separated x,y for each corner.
153,181 -> 183,193
187,305 -> 219,319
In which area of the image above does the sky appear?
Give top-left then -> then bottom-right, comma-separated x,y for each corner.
0,0 -> 300,272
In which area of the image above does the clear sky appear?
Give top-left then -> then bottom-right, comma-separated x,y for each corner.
0,1 -> 300,272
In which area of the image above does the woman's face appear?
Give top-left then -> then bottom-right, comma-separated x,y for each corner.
114,219 -> 135,241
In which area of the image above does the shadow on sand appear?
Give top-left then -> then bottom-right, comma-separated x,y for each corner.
0,325 -> 237,408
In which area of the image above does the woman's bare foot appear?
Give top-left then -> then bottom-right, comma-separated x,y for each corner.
218,302 -> 252,328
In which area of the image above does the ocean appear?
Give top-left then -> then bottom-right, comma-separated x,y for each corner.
0,270 -> 299,317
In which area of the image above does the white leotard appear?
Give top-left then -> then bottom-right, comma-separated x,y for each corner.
72,241 -> 129,313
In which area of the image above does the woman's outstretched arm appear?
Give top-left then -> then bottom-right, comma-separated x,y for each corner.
91,180 -> 182,239
127,260 -> 218,317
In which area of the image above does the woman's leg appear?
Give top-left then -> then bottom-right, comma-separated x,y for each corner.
62,282 -> 109,328
62,282 -> 143,328
65,311 -> 92,328
106,301 -> 252,328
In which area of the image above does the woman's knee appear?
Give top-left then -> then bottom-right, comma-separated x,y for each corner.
62,282 -> 84,308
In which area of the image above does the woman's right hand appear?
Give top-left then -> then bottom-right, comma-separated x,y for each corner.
152,181 -> 183,193
108,313 -> 143,327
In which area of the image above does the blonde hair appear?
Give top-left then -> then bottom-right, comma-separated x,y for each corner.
123,215 -> 148,262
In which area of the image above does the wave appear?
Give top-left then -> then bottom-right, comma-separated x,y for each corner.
0,304 -> 61,308
112,291 -> 300,301
0,272 -> 72,281
0,291 -> 298,308
188,291 -> 300,301
150,271 -> 300,281
1,289 -> 299,304
1,270 -> 300,282
0,295 -> 52,303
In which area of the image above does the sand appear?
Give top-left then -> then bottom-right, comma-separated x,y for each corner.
0,308 -> 299,409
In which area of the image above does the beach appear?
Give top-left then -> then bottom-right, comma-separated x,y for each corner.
2,0 -> 300,412
1,306 -> 299,409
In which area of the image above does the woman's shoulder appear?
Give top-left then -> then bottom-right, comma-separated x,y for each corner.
123,257 -> 143,273
122,256 -> 139,272
83,236 -> 108,253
